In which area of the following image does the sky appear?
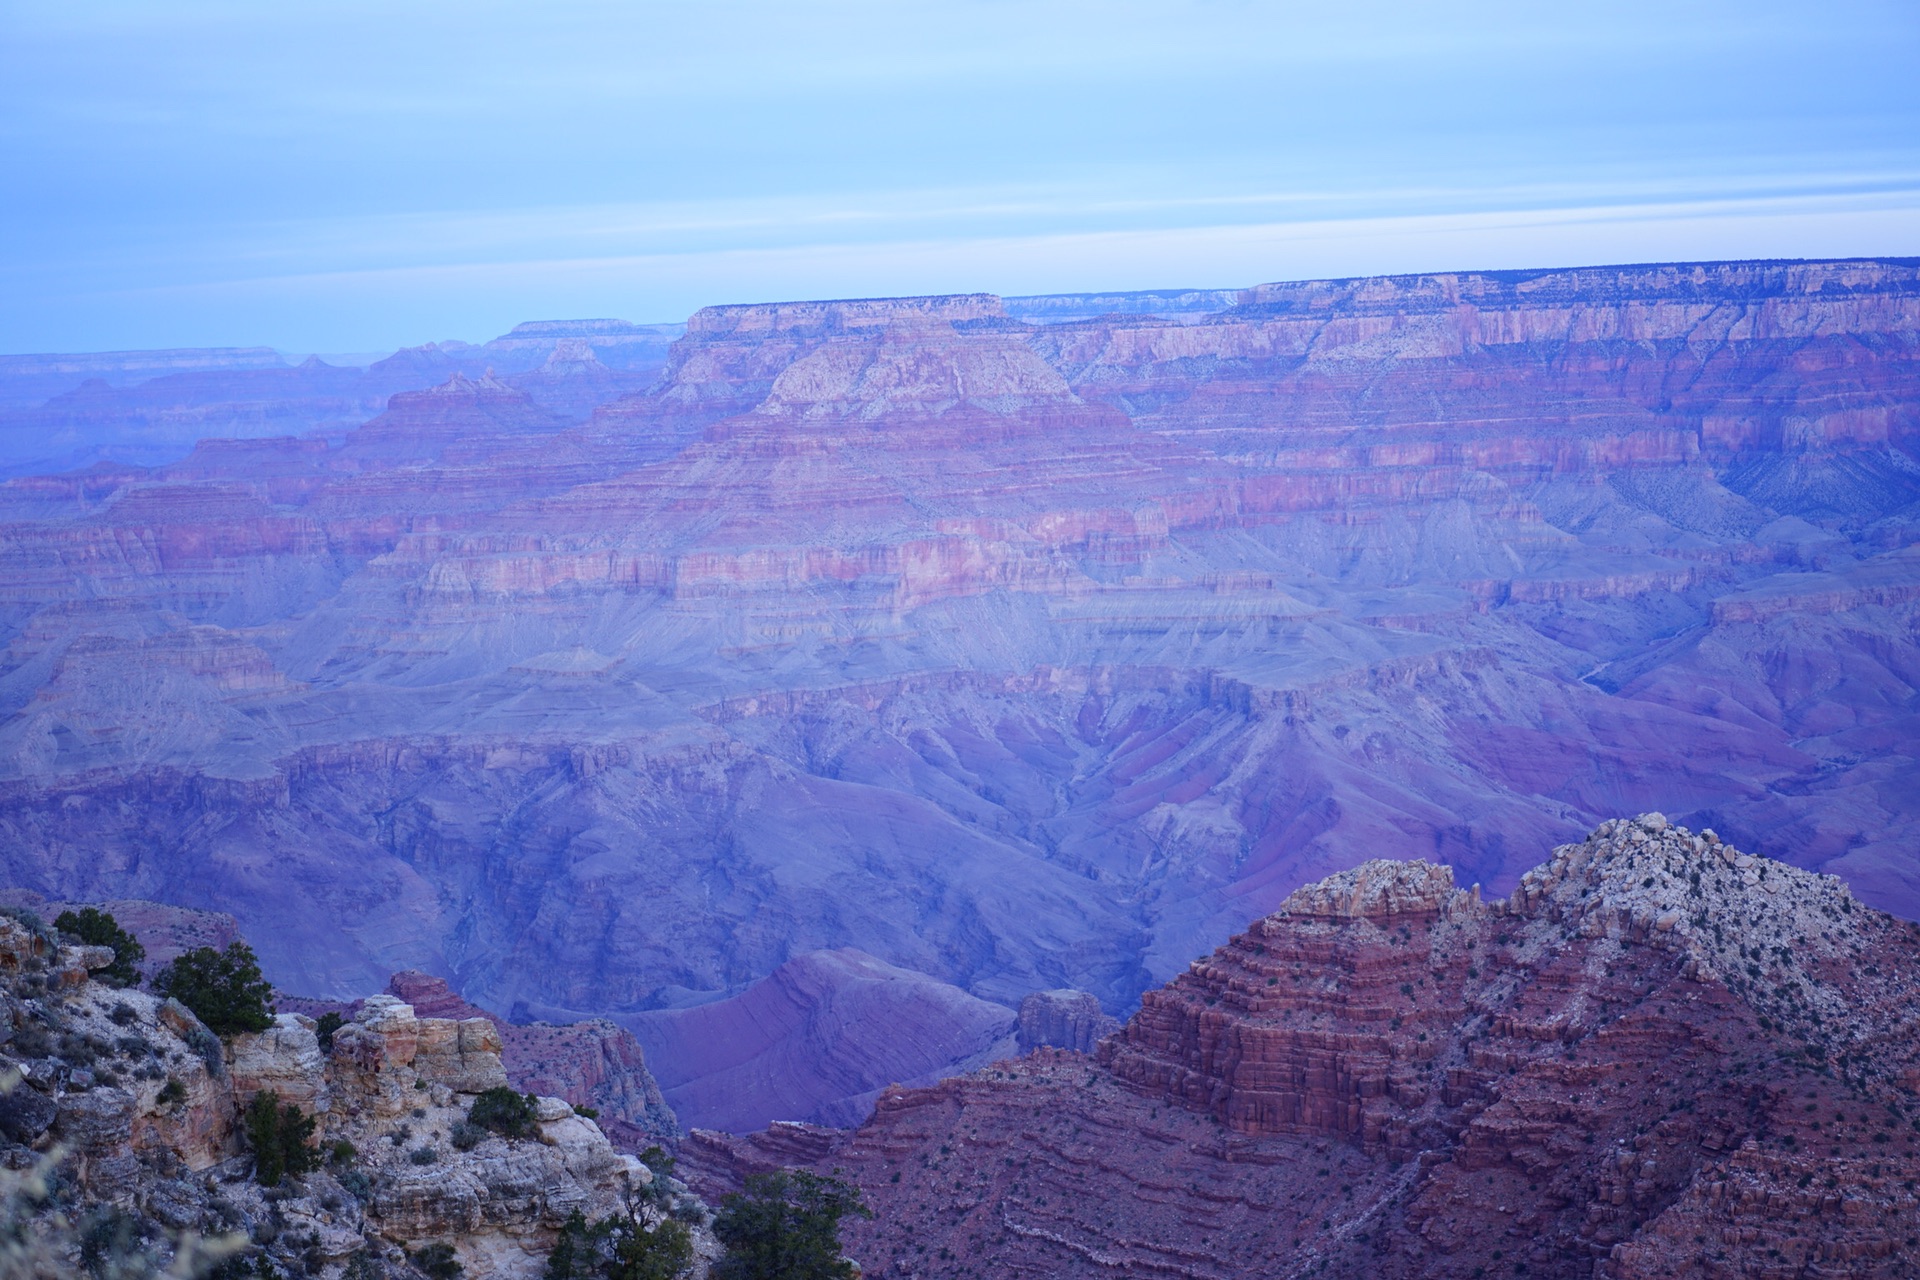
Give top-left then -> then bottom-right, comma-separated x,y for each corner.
3,0 -> 1919,354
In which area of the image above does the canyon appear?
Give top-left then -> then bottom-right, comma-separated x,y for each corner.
0,258 -> 1916,1133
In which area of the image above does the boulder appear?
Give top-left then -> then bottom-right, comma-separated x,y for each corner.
412,1016 -> 510,1094
0,1082 -> 56,1143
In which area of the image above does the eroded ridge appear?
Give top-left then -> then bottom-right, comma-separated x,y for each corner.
692,817 -> 1920,1279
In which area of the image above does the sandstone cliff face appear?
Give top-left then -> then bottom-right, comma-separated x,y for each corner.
689,818 -> 1920,1279
0,926 -> 709,1279
384,970 -> 680,1149
0,261 -> 1916,1134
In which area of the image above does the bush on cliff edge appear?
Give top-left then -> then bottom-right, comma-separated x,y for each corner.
153,943 -> 275,1037
53,907 -> 145,987
467,1086 -> 540,1140
545,1208 -> 693,1280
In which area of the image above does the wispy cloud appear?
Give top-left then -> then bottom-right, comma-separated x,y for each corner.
3,0 -> 1915,350
73,187 -> 1920,350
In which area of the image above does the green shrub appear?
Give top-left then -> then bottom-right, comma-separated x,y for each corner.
0,905 -> 54,945
449,1121 -> 487,1152
53,907 -> 146,987
545,1208 -> 694,1280
207,1249 -> 282,1279
243,1091 -> 317,1188
185,1025 -> 226,1079
154,943 -> 275,1037
410,1242 -> 462,1280
314,1011 -> 344,1052
545,1211 -> 598,1280
467,1087 -> 540,1140
712,1170 -> 869,1280
636,1146 -> 676,1206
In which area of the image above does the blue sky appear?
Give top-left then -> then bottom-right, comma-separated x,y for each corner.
4,0 -> 1919,354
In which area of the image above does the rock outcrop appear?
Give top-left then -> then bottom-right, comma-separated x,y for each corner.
385,970 -> 679,1148
690,818 -> 1920,1278
0,921 -> 712,1279
1015,989 -> 1120,1053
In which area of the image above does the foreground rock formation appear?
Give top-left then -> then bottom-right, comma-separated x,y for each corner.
0,916 -> 709,1278
1,259 -> 1917,1128
385,970 -> 681,1150
689,817 -> 1920,1278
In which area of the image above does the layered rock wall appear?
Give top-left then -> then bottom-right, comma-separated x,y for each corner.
699,818 -> 1920,1279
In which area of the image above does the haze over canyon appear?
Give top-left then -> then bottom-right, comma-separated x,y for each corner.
2,257 -> 1917,1133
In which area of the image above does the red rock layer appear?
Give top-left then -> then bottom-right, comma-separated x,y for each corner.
691,818 -> 1920,1279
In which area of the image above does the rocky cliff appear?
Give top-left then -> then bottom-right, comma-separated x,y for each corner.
0,259 -> 1916,1132
0,916 -> 711,1279
384,971 -> 680,1150
688,817 -> 1920,1279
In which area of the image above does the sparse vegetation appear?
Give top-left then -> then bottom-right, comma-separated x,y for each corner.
314,1011 -> 344,1052
636,1147 -> 676,1206
242,1091 -> 318,1187
1,1072 -> 237,1278
467,1086 -> 540,1140
153,943 -> 275,1037
0,905 -> 54,945
545,1207 -> 694,1280
53,908 -> 145,987
711,1170 -> 870,1280
409,1242 -> 462,1280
